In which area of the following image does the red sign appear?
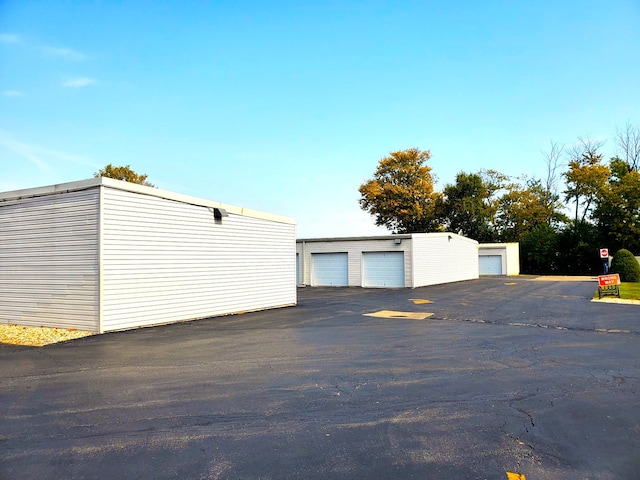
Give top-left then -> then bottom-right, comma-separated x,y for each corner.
600,248 -> 609,258
598,274 -> 620,287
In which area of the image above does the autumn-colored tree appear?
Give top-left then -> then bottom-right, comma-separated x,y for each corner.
94,164 -> 154,187
496,178 -> 568,242
563,138 -> 609,224
358,148 -> 440,233
512,144 -> 569,274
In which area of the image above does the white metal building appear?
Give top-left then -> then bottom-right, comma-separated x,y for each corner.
296,233 -> 479,288
478,243 -> 520,276
0,178 -> 297,333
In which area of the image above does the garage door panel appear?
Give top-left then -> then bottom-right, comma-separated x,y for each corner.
363,252 -> 404,287
479,255 -> 503,275
311,253 -> 348,286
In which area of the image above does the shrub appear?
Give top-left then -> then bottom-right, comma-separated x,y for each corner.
610,249 -> 640,282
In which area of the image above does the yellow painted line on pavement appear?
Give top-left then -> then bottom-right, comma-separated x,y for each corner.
364,310 -> 434,320
409,299 -> 432,304
506,472 -> 526,480
505,282 -> 517,286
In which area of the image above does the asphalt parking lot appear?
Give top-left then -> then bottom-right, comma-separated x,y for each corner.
1,276 -> 639,479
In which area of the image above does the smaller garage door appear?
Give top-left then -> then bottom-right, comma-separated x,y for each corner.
363,251 -> 405,287
311,253 -> 348,286
479,255 -> 503,275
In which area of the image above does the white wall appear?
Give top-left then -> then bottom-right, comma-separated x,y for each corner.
478,243 -> 520,276
0,188 -> 100,331
296,237 -> 411,287
411,233 -> 479,287
296,233 -> 479,288
0,178 -> 296,333
101,186 -> 296,332
505,243 -> 520,275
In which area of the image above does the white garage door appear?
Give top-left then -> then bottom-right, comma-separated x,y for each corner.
363,251 -> 405,287
479,255 -> 503,275
311,253 -> 348,286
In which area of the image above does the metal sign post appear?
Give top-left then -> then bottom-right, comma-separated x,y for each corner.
599,248 -> 609,274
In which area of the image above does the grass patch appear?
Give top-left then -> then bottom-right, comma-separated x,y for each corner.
620,282 -> 640,299
593,282 -> 640,300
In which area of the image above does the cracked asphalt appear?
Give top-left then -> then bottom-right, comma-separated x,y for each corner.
1,276 -> 639,479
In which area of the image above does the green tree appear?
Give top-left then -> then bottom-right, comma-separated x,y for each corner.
610,248 -> 640,282
593,157 -> 640,253
436,171 -> 500,241
512,143 -> 569,274
94,164 -> 154,187
555,221 -> 603,275
359,148 -> 441,233
520,223 -> 560,274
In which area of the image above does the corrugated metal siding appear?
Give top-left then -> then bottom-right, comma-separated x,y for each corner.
411,233 -> 479,287
296,239 -> 411,287
0,189 -> 100,331
101,188 -> 296,332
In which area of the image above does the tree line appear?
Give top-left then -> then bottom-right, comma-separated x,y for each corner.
358,123 -> 640,275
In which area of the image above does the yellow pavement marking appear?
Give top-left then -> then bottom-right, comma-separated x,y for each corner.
506,472 -> 526,480
409,299 -> 432,304
364,310 -> 434,320
505,282 -> 517,286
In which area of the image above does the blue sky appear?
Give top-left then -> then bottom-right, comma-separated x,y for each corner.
1,1 -> 639,237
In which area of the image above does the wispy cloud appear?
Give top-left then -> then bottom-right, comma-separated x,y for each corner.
0,131 -> 52,174
61,77 -> 96,88
1,33 -> 89,61
0,33 -> 22,44
3,90 -> 24,97
0,130 -> 100,175
41,46 -> 88,61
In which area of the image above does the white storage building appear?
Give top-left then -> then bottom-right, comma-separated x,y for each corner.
0,178 -> 297,333
296,233 -> 479,288
478,243 -> 520,276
